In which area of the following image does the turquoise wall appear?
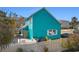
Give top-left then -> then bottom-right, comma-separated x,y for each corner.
32,9 -> 61,39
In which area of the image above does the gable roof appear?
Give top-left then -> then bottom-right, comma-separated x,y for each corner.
25,8 -> 61,25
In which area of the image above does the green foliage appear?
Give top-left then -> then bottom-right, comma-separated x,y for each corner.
0,15 -> 16,49
44,36 -> 49,41
16,48 -> 23,52
30,50 -> 34,52
70,17 -> 78,29
0,10 -> 6,17
61,34 -> 79,49
43,46 -> 48,52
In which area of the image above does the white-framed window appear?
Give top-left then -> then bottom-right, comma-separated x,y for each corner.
47,29 -> 57,36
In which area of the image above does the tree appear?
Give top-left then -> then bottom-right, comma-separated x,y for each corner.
0,10 -> 6,17
0,12 -> 16,50
70,17 -> 78,29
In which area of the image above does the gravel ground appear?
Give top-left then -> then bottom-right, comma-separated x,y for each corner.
1,39 -> 66,52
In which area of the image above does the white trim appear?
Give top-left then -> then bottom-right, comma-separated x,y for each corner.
47,29 -> 57,36
18,21 -> 29,30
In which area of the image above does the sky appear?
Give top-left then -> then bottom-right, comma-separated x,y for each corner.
0,7 -> 79,21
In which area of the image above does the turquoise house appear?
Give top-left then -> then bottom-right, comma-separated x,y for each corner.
21,8 -> 61,40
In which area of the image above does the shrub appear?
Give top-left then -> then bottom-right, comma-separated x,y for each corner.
61,33 -> 79,51
30,50 -> 34,52
43,46 -> 48,52
44,36 -> 48,41
16,48 -> 23,52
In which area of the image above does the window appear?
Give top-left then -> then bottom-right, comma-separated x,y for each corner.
47,29 -> 57,36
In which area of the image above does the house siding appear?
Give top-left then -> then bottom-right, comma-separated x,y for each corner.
32,9 -> 61,39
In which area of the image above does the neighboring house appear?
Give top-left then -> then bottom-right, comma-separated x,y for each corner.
73,23 -> 79,33
60,20 -> 70,29
20,8 -> 61,40
60,20 -> 73,34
